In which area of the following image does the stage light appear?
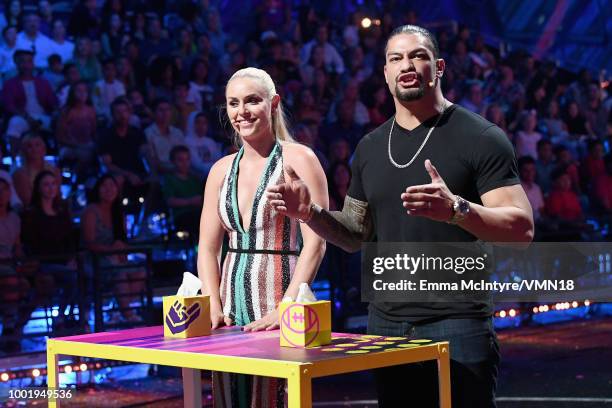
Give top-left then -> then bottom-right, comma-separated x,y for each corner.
374,19 -> 381,26
361,18 -> 372,28
584,299 -> 590,306
572,301 -> 578,308
509,309 -> 516,317
80,364 -> 88,372
499,310 -> 506,318
32,369 -> 40,377
0,373 -> 9,382
543,305 -> 549,312
122,198 -> 129,206
533,307 -> 538,313
73,365 -> 80,372
138,197 -> 144,203
64,365 -> 72,374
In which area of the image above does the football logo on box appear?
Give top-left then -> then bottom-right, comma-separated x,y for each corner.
281,303 -> 320,347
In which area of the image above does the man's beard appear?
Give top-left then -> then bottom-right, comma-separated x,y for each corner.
395,81 -> 425,101
394,71 -> 427,101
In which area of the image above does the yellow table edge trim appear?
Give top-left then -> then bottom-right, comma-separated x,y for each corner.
47,339 -> 307,378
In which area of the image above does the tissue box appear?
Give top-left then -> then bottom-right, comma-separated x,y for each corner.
279,301 -> 331,348
163,295 -> 211,338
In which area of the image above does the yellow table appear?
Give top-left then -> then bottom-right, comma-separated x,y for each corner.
47,326 -> 451,407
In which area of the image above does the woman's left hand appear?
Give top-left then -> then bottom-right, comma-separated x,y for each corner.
242,309 -> 279,332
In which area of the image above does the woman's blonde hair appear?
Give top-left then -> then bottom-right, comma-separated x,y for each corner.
227,67 -> 293,146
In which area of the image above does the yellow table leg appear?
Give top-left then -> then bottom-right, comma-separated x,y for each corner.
287,366 -> 311,408
181,368 -> 201,408
47,343 -> 60,408
437,343 -> 452,408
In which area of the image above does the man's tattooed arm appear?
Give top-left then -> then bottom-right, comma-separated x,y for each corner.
306,195 -> 373,253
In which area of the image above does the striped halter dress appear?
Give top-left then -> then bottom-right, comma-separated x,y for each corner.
215,141 -> 300,407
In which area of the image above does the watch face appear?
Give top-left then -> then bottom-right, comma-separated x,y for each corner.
458,199 -> 469,213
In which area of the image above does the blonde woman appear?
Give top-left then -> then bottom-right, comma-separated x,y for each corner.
198,67 -> 328,406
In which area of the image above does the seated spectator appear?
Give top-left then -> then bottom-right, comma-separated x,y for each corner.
0,25 -> 18,80
564,101 -> 590,136
162,146 -> 203,238
173,81 -> 196,132
583,83 -> 607,138
0,149 -> 22,209
293,122 -> 328,170
328,137 -> 352,166
37,0 -> 54,37
49,20 -> 74,65
99,97 -> 148,192
540,99 -> 568,142
57,63 -> 82,107
546,168 -> 583,222
485,103 -> 510,141
93,58 -> 126,120
581,139 -> 605,184
321,101 -> 364,149
56,81 -> 97,180
187,58 -> 214,112
21,171 -> 78,329
42,54 -> 65,91
294,87 -> 323,125
518,156 -> 544,222
345,46 -> 373,84
127,89 -> 154,129
73,37 -> 102,84
100,13 -> 126,58
327,161 -> 351,211
536,139 -> 555,194
116,55 -> 136,91
12,134 -> 61,205
81,175 -> 145,322
593,154 -> 612,212
459,81 -> 485,114
327,81 -> 370,126
0,178 -> 26,352
1,50 -> 58,144
139,16 -> 173,63
365,85 -> 391,128
15,13 -> 55,69
300,44 -> 326,87
184,112 -> 222,178
300,25 -> 344,75
515,110 -> 542,160
145,98 -> 185,176
555,145 -> 581,192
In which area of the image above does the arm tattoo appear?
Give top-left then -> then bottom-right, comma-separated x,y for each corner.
307,196 -> 373,253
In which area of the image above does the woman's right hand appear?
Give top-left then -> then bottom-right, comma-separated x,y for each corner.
210,304 -> 232,330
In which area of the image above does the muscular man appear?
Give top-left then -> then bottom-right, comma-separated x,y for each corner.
268,25 -> 534,408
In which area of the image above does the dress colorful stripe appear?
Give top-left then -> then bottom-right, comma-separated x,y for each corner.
214,141 -> 300,407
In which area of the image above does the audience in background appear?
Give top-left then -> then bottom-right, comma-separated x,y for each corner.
81,175 -> 144,322
161,146 -> 203,239
0,0 -> 611,345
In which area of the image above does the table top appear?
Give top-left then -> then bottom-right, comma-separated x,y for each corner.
51,326 -> 441,364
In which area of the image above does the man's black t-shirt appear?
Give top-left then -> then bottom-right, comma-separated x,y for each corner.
98,126 -> 147,176
348,104 -> 520,322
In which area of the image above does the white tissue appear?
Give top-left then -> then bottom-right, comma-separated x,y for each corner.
176,272 -> 202,296
281,283 -> 318,303
296,282 -> 317,302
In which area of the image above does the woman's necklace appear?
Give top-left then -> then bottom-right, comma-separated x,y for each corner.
388,102 -> 449,169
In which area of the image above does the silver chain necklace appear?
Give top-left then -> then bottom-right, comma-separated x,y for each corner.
388,103 -> 449,169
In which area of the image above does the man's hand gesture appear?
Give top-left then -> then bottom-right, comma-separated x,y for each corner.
266,165 -> 313,221
401,159 -> 455,222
